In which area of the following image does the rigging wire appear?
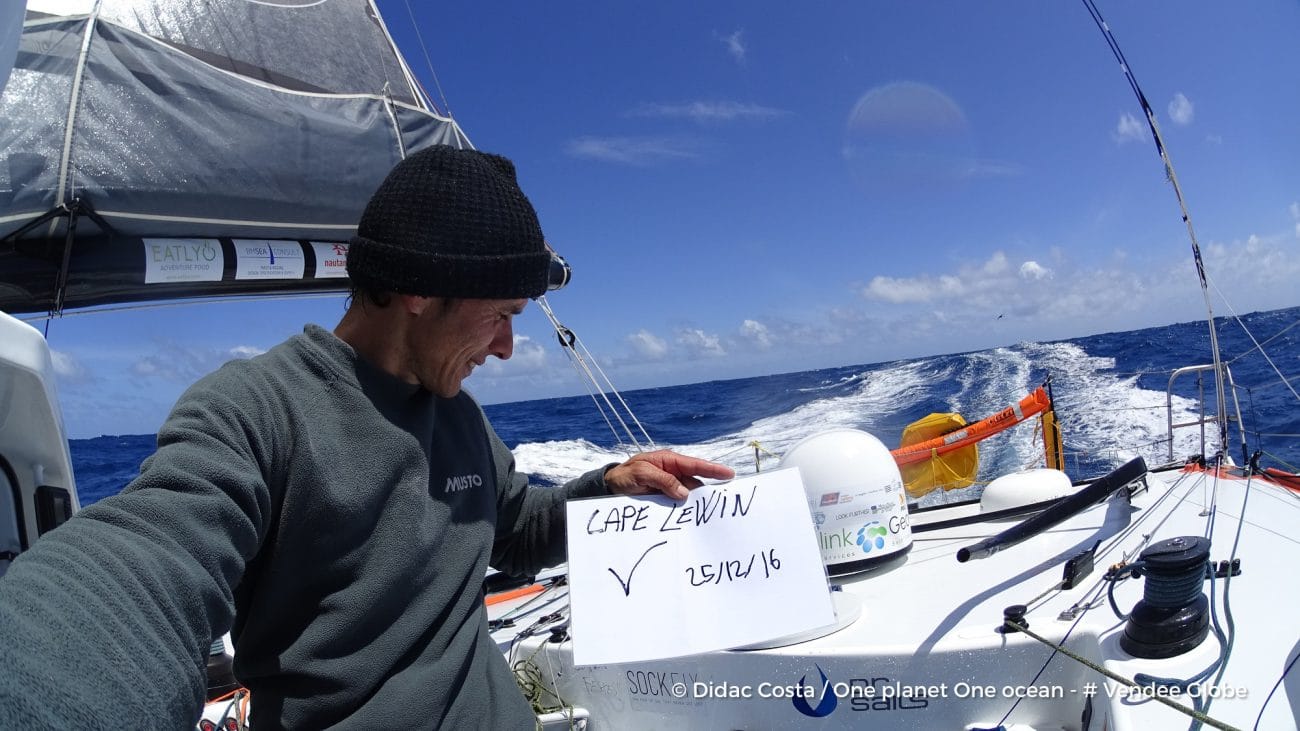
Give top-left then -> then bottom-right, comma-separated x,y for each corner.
534,295 -> 657,454
992,606 -> 1092,729
990,476 -> 1197,724
401,0 -> 453,117
1226,316 -> 1300,368
1205,275 -> 1300,405
996,467 -> 1239,729
1079,0 -> 1229,460
994,468 -> 1253,729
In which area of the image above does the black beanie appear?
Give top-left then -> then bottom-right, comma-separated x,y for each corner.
346,145 -> 551,299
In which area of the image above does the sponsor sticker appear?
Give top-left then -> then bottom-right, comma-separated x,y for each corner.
311,242 -> 350,278
234,239 -> 305,280
143,238 -> 223,283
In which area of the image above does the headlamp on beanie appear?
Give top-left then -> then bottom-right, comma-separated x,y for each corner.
546,245 -> 572,292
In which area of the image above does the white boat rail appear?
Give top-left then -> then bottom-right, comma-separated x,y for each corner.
1165,363 -> 1248,464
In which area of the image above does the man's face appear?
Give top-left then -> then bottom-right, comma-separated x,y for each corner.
407,297 -> 527,398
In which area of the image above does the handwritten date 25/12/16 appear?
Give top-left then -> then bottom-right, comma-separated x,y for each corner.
685,548 -> 781,587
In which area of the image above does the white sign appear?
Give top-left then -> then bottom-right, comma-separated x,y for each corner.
565,468 -> 834,666
234,239 -> 305,280
310,242 -> 350,279
142,238 -> 223,283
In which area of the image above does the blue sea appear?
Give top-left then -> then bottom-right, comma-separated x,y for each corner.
71,306 -> 1300,507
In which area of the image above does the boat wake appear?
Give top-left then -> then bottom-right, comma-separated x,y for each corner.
513,340 -> 1209,495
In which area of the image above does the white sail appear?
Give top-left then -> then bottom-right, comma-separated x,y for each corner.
0,0 -> 468,314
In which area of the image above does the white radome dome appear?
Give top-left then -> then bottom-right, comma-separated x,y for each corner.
781,429 -> 913,575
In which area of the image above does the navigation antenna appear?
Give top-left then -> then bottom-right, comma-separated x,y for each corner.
1080,0 -> 1229,462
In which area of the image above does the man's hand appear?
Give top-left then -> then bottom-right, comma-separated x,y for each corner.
604,450 -> 735,501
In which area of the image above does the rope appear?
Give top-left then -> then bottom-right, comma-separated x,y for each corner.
1003,619 -> 1240,731
748,440 -> 779,472
1254,650 -> 1300,730
512,641 -> 574,717
509,622 -> 585,726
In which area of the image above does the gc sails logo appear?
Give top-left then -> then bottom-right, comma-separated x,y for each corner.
791,665 -> 837,718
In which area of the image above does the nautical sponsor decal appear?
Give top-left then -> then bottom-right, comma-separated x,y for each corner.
444,473 -> 483,493
310,242 -> 350,279
817,526 -> 857,553
888,513 -> 910,534
855,521 -> 888,554
792,665 -> 837,718
819,522 -> 901,554
819,492 -> 840,507
624,667 -> 705,710
626,669 -> 700,697
234,239 -> 306,280
790,667 -> 934,717
143,238 -> 223,283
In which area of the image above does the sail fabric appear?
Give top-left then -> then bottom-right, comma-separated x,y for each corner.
0,1 -> 469,314
0,0 -> 21,97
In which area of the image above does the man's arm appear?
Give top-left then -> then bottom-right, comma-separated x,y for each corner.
0,382 -> 272,729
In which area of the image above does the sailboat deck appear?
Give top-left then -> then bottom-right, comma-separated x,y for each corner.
493,466 -> 1300,729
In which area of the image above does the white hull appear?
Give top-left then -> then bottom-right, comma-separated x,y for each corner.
492,465 -> 1300,729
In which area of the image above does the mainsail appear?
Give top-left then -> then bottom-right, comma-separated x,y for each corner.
0,0 -> 469,315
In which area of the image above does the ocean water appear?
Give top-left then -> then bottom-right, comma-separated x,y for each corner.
71,306 -> 1300,507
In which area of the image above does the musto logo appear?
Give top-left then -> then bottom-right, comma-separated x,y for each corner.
855,521 -> 887,554
792,665 -> 837,718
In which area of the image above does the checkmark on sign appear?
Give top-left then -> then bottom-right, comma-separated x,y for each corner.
607,540 -> 668,597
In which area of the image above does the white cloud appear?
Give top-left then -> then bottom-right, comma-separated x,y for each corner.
845,235 -> 1300,355
1114,112 -> 1145,144
1168,93 -> 1194,126
566,136 -> 700,166
719,29 -> 745,64
1019,261 -> 1052,280
862,252 -> 1059,312
983,251 -> 1009,275
510,335 -> 548,370
677,328 -> 726,357
50,349 -> 91,384
131,341 -> 264,383
627,329 -> 669,360
739,319 -> 772,349
864,272 -> 965,304
481,334 -> 547,376
629,101 -> 788,124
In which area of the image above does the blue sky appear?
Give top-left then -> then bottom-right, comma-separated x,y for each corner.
37,0 -> 1300,438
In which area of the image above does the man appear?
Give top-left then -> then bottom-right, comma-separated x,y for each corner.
0,146 -> 733,729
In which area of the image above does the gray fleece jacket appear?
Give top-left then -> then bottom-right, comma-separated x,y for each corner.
0,324 -> 608,729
